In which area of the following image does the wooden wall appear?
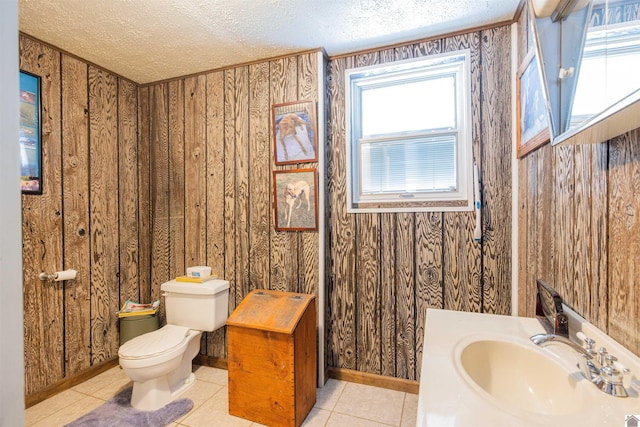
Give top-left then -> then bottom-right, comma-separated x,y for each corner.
325,25 -> 513,381
20,35 -> 143,394
517,7 -> 640,355
138,51 -> 322,360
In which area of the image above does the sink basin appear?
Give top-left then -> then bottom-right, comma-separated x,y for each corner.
455,338 -> 588,415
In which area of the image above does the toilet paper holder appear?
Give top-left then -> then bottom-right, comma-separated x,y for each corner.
39,269 -> 77,282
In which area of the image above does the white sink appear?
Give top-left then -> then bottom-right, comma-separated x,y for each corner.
418,309 -> 640,426
455,337 -> 588,415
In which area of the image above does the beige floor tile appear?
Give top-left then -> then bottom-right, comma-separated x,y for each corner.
91,376 -> 132,400
400,393 -> 418,427
301,407 -> 331,426
314,379 -> 347,411
333,382 -> 405,426
325,412 -> 393,427
72,365 -> 127,396
174,380 -> 224,422
193,364 -> 228,385
25,389 -> 88,426
181,386 -> 252,427
30,395 -> 104,427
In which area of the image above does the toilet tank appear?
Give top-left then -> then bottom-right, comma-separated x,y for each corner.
161,279 -> 230,331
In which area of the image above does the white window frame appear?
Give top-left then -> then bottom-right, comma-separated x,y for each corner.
345,50 -> 474,213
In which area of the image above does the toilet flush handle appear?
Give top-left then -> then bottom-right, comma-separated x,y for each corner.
161,292 -> 169,297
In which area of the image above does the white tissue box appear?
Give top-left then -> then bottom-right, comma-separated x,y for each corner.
186,266 -> 211,278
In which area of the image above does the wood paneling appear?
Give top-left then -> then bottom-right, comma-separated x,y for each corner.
325,26 -> 513,379
61,54 -> 91,375
140,51 -> 323,363
88,66 -> 120,363
20,35 -> 146,395
517,11 -> 640,356
20,36 -> 64,393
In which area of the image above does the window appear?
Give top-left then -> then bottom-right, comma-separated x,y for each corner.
346,50 -> 473,212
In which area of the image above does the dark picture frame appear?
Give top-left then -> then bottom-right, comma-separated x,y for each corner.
272,100 -> 317,165
516,48 -> 551,158
19,70 -> 42,194
273,168 -> 318,232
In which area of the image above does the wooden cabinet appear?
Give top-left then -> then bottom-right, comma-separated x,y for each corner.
227,289 -> 316,427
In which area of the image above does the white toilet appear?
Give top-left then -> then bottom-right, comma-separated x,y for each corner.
118,278 -> 229,411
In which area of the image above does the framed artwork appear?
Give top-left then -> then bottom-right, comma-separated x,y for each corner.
19,70 -> 42,194
273,168 -> 318,231
516,48 -> 550,158
272,100 -> 317,165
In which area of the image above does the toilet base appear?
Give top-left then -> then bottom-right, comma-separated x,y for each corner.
130,371 -> 197,411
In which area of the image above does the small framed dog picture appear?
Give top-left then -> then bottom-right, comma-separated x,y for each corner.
272,100 -> 317,165
273,168 -> 318,231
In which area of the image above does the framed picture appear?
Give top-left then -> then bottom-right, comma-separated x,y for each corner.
19,70 -> 42,194
272,100 -> 317,165
273,168 -> 318,231
516,48 -> 550,158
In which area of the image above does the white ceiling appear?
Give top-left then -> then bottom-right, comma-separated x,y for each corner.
18,0 -> 520,84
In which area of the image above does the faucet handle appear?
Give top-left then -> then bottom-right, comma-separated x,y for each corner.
598,346 -> 608,365
577,332 -> 595,348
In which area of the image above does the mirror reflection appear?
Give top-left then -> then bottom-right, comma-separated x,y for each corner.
570,0 -> 640,130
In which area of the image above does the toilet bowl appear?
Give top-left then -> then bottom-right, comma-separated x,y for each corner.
118,278 -> 229,411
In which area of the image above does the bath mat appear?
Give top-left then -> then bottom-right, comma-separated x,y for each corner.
64,387 -> 193,427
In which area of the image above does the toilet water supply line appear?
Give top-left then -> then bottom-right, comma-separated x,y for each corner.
473,163 -> 482,243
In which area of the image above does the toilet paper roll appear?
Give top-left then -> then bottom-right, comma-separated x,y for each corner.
54,269 -> 77,281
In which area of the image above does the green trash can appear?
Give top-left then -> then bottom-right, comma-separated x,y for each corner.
119,314 -> 159,345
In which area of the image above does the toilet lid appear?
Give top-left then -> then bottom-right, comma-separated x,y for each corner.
119,324 -> 190,359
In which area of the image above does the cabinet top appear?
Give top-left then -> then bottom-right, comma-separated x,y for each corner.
226,289 -> 315,334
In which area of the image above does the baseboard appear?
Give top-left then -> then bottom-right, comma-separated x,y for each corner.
25,358 -> 120,408
193,354 -> 228,370
327,367 -> 419,394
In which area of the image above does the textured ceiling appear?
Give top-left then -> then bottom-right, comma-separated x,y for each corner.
19,0 -> 520,84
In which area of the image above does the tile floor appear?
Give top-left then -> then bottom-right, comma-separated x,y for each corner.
25,365 -> 419,426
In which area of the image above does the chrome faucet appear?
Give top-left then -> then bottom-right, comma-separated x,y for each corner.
531,334 -> 599,380
530,333 -> 629,397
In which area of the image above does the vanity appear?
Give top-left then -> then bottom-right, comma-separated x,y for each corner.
416,308 -> 640,426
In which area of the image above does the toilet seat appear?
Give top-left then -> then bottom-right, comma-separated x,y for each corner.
119,324 -> 192,368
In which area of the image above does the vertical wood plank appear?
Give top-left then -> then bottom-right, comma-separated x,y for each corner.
298,52 -> 320,296
355,213 -> 381,374
517,153 -> 528,317
168,80 -> 185,279
415,212 -> 443,377
224,69 -> 238,308
206,71 -> 227,358
552,145 -> 575,304
525,153 -> 538,317
270,57 -> 299,292
61,54 -> 91,375
20,36 -> 64,393
480,26 -> 512,315
395,213 -> 415,380
608,131 -> 640,354
185,75 -> 208,267
573,145 -> 591,316
326,56 -> 356,370
535,145 -> 553,291
235,67 -> 250,300
248,62 -> 271,291
118,79 -> 139,305
590,142 -> 608,330
150,84 -> 170,305
380,213 -> 396,377
88,66 -> 119,363
137,86 -> 152,303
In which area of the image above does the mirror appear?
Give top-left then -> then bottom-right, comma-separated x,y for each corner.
531,0 -> 640,146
